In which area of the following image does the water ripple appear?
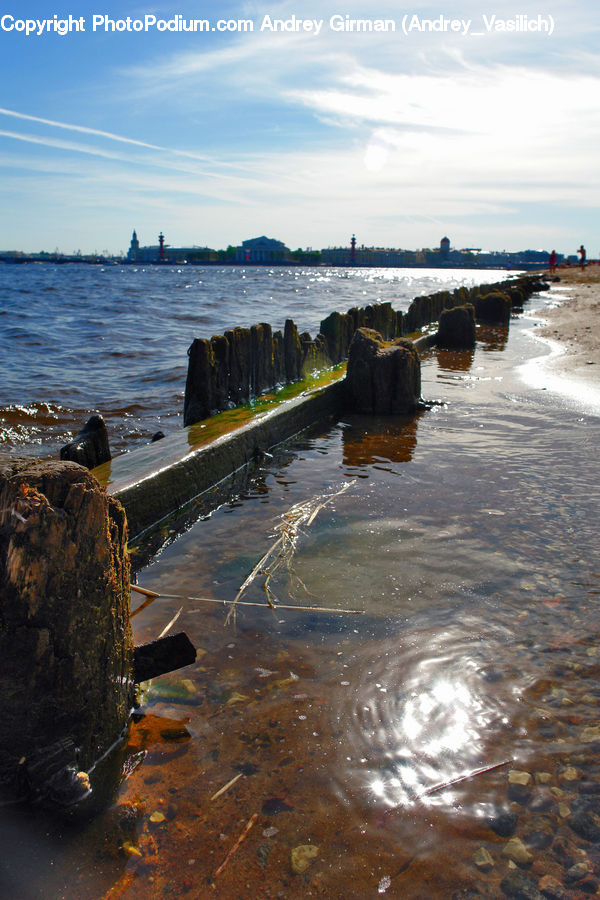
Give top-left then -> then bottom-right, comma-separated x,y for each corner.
332,615 -> 521,813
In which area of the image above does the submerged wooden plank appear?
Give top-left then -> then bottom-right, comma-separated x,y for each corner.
107,379 -> 346,540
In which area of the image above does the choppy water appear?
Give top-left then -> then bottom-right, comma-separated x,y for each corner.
3,270 -> 600,898
0,263 -> 508,457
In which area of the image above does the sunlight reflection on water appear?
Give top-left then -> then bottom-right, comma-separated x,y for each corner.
333,618 -> 519,814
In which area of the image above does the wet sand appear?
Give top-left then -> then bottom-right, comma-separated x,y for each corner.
537,267 -> 600,382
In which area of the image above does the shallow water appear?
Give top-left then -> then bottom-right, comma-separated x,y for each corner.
0,263 -> 510,456
3,289 -> 599,899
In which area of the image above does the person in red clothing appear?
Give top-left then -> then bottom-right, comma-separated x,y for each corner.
578,244 -> 586,268
548,250 -> 557,273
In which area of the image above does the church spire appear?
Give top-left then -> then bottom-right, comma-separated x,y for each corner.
127,229 -> 140,261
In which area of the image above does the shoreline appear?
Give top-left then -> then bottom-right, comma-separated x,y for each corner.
522,267 -> 600,412
537,267 -> 600,373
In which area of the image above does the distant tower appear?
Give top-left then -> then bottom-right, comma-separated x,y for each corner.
127,229 -> 140,261
350,234 -> 356,265
440,236 -> 450,260
158,232 -> 165,261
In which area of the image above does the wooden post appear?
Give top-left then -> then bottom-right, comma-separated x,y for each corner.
0,459 -> 134,803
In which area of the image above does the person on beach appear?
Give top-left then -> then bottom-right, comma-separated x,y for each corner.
548,250 -> 557,273
578,244 -> 586,268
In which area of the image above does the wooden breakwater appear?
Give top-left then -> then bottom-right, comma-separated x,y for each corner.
101,273 -> 546,544
183,274 -> 543,427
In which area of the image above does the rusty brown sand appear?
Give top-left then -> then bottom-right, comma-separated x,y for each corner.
538,267 -> 600,383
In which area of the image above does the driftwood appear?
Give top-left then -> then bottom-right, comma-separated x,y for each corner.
133,632 -> 197,683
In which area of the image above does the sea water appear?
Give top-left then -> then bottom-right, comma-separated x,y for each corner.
0,263 -> 509,456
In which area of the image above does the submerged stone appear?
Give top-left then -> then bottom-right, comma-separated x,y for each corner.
537,875 -> 567,899
508,769 -> 533,802
569,806 -> 600,843
500,868 -> 544,899
502,836 -> 533,866
488,808 -> 519,837
291,844 -> 319,874
473,846 -> 494,870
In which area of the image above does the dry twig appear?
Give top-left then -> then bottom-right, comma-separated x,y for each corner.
131,584 -> 160,599
420,759 -> 511,797
210,772 -> 243,802
225,480 -> 355,625
157,606 -> 182,639
213,812 -> 258,881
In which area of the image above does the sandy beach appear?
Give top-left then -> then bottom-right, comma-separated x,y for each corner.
536,267 -> 600,380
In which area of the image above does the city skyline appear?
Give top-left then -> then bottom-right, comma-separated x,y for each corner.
1,1 -> 599,256
0,227 -> 567,261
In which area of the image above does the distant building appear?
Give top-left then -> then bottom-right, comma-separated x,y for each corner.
127,230 -> 140,260
127,230 -> 166,262
440,236 -> 450,259
126,230 -> 216,264
235,236 -> 290,264
321,245 -> 416,266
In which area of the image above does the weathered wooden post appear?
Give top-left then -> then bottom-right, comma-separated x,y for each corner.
0,458 -> 134,804
345,328 -> 423,415
437,304 -> 476,349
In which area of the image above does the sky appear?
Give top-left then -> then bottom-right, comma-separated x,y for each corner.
1,1 -> 599,256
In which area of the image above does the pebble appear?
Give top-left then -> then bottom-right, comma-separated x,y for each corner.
488,809 -> 518,837
569,807 -> 600,842
502,836 -> 533,866
537,874 -> 567,899
509,770 -> 533,787
472,847 -> 494,870
581,694 -> 598,705
560,767 -> 579,782
580,725 -> 600,743
291,844 -> 319,875
500,868 -> 544,899
528,788 -> 555,813
508,770 -> 533,802
564,861 -> 589,882
578,781 -> 600,795
551,835 -> 578,867
149,811 -> 166,824
256,843 -> 272,869
523,826 -> 553,851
